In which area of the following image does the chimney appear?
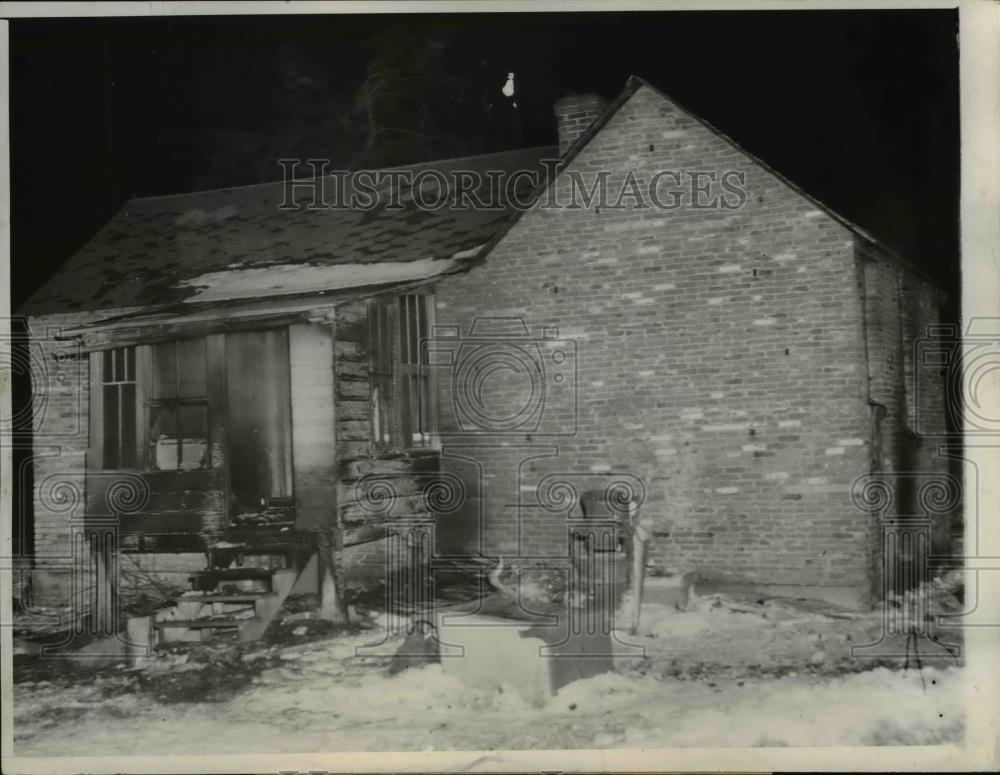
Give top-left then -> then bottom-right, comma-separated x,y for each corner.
553,93 -> 610,155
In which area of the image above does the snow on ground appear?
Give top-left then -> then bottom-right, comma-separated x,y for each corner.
13,594 -> 965,755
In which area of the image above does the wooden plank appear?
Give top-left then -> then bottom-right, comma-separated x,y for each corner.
119,533 -> 206,553
338,420 -> 370,441
339,494 -> 429,526
87,351 -> 103,475
343,456 -> 413,479
336,379 -> 369,401
343,520 -> 388,548
143,469 -> 224,493
290,323 -> 338,531
335,301 -> 368,341
341,477 -> 424,506
117,512 -> 216,534
409,451 -> 441,473
338,441 -> 371,463
335,400 -> 369,421
74,311 -> 335,352
336,359 -> 368,381
143,489 -> 226,514
205,334 -> 228,477
135,345 -> 149,470
334,339 -> 365,362
86,470 -> 224,517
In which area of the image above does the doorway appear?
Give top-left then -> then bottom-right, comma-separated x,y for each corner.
225,329 -> 294,526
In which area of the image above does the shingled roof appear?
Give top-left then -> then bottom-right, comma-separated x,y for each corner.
19,145 -> 557,317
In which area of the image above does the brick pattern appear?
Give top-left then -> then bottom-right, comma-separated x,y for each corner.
553,93 -> 609,155
859,247 -> 953,578
433,84 -> 886,595
25,309 -> 138,604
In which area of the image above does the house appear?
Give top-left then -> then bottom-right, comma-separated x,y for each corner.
17,76 -> 953,633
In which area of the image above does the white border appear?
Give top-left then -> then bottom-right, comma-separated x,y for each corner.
0,0 -> 970,17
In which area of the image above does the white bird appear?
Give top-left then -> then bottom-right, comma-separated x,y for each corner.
501,72 -> 515,98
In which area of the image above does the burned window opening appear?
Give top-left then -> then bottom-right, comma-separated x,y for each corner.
225,328 -> 294,521
369,294 -> 437,451
148,338 -> 211,471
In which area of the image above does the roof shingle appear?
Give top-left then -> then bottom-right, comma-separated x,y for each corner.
20,146 -> 557,316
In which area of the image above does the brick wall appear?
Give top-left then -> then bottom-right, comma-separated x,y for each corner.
858,243 -> 954,588
553,93 -> 609,155
24,309 -> 136,605
432,83 -> 879,603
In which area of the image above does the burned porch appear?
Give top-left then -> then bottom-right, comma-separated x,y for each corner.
17,147 -> 555,639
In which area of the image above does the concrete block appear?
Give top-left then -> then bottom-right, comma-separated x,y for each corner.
642,573 -> 693,609
436,610 -> 614,706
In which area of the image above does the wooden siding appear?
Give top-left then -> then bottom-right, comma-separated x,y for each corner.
334,300 -> 438,558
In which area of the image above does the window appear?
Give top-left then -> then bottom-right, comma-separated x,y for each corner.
369,294 -> 436,450
92,332 -> 294,507
147,338 -> 211,471
370,300 -> 395,449
101,347 -> 137,469
398,294 -> 434,448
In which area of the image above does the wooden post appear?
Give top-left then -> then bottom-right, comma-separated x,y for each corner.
318,528 -> 349,623
628,499 -> 650,635
90,526 -> 118,636
304,307 -> 349,624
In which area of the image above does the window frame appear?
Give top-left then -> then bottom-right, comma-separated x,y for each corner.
368,292 -> 438,453
145,338 -> 213,473
91,346 -> 141,471
90,337 -> 215,473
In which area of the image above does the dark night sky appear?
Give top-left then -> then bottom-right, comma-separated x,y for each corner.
10,10 -> 960,310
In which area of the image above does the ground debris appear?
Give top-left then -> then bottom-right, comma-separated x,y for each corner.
13,576 -> 967,753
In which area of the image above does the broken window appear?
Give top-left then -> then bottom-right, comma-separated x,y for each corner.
101,347 -> 137,469
148,338 -> 211,471
369,293 -> 437,451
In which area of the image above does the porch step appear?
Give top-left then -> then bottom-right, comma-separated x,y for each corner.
208,531 -> 318,569
189,567 -> 275,592
184,592 -> 269,604
212,542 -> 316,555
190,567 -> 274,580
156,551 -> 319,646
217,527 -> 313,542
208,545 -> 311,569
154,617 -> 245,630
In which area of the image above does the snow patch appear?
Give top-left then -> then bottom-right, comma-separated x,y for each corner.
450,244 -> 485,260
177,257 -> 461,302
